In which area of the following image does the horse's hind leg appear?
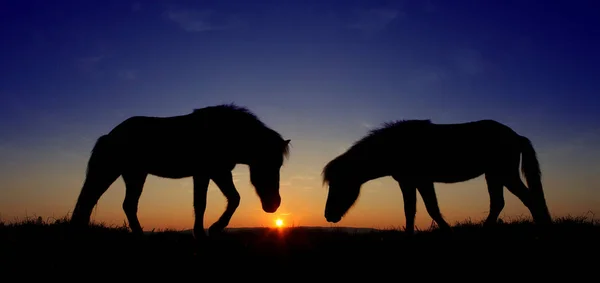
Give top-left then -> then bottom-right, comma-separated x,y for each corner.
417,182 -> 452,232
122,172 -> 148,236
502,173 -> 538,222
483,174 -> 505,227
208,171 -> 240,236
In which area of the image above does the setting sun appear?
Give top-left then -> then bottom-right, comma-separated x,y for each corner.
275,218 -> 284,228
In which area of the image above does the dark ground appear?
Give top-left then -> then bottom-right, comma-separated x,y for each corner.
1,215 -> 598,278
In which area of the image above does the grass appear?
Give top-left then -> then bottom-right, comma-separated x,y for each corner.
1,214 -> 599,276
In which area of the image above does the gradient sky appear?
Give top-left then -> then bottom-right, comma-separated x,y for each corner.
1,0 -> 599,231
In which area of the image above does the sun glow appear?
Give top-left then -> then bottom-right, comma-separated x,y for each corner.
275,218 -> 284,228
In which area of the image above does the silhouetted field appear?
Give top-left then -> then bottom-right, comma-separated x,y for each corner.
1,215 -> 598,276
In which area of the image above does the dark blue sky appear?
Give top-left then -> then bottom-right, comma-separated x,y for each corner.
1,0 -> 599,228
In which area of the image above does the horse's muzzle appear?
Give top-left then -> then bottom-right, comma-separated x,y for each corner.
326,216 -> 341,223
325,211 -> 341,223
262,196 -> 281,213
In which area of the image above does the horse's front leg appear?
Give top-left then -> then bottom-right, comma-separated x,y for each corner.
398,183 -> 417,236
208,171 -> 240,236
192,175 -> 210,242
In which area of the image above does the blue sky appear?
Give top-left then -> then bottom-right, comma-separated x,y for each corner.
1,0 -> 599,229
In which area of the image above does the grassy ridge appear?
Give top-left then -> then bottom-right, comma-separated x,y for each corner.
1,214 -> 599,275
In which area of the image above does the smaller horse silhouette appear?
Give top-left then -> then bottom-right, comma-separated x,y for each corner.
70,104 -> 290,241
322,119 -> 552,235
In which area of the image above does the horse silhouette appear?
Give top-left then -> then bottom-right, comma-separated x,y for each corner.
70,104 -> 290,240
322,119 -> 552,235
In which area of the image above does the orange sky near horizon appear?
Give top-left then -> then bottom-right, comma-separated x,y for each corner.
2,1 -> 600,233
1,134 -> 598,231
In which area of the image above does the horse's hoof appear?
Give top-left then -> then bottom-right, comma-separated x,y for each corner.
208,225 -> 224,237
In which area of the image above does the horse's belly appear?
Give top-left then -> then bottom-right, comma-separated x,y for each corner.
138,155 -> 207,179
147,166 -> 195,179
121,137 -> 224,178
425,161 -> 485,183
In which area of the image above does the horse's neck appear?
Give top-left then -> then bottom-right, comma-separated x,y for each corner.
201,119 -> 272,165
231,134 -> 263,165
359,163 -> 389,184
347,153 -> 389,184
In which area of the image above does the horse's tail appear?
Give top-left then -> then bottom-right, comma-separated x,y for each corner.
519,135 -> 552,224
84,135 -> 113,176
71,134 -> 120,227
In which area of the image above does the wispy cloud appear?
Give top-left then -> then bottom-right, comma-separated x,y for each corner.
117,69 -> 137,80
361,122 -> 374,130
348,8 -> 403,33
77,55 -> 139,82
422,0 -> 437,13
178,179 -> 190,190
280,181 -> 292,189
76,55 -> 105,73
75,54 -> 115,79
163,8 -> 241,32
368,180 -> 384,188
231,171 -> 247,183
290,175 -> 315,181
336,144 -> 351,155
232,171 -> 247,177
131,2 -> 141,12
403,65 -> 447,91
452,48 -> 485,75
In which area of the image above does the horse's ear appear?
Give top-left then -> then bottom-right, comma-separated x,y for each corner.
284,139 -> 291,145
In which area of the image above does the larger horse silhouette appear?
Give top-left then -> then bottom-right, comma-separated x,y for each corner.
70,104 -> 290,240
322,119 -> 552,235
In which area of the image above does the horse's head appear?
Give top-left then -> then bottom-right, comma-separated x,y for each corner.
248,138 -> 290,213
322,155 -> 362,223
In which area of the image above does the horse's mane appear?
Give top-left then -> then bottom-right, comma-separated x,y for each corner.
192,103 -> 262,124
322,119 -> 431,185
361,119 -> 432,143
192,103 -> 290,159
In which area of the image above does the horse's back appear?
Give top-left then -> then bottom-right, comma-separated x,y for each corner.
102,114 -> 218,176
408,120 -> 521,182
109,115 -> 193,138
431,119 -> 516,141
426,120 -> 519,157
